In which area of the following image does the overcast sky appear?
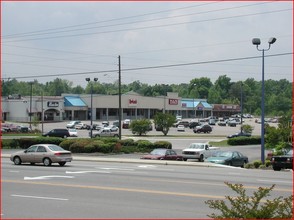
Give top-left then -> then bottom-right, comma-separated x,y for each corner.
2,1 -> 293,87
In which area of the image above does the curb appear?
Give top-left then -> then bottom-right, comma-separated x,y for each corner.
3,153 -> 220,168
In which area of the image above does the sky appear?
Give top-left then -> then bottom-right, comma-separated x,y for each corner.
2,1 -> 293,87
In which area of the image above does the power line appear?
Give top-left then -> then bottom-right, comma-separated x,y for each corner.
3,52 -> 292,81
3,8 -> 291,43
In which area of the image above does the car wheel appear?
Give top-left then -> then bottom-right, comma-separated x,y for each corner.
43,158 -> 52,166
13,156 -> 22,165
273,166 -> 281,171
63,135 -> 68,138
59,162 -> 66,166
199,155 -> 204,162
114,134 -> 119,137
183,158 -> 187,161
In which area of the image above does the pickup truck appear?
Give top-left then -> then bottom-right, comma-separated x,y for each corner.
182,143 -> 220,162
91,128 -> 119,138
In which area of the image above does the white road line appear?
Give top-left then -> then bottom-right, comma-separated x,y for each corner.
257,179 -> 293,184
9,170 -> 20,173
99,167 -> 134,171
11,194 -> 68,201
66,170 -> 110,174
24,175 -> 74,180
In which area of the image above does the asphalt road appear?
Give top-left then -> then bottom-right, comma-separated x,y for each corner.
2,158 -> 292,219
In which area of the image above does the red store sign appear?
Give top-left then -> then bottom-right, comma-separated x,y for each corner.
169,99 -> 178,105
129,99 -> 137,105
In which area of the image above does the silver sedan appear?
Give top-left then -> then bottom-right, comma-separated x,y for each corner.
10,144 -> 72,166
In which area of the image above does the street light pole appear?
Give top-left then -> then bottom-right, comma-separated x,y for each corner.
252,37 -> 276,164
240,82 -> 243,134
86,77 -> 98,138
29,81 -> 33,130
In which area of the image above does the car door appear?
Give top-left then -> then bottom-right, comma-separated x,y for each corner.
231,152 -> 243,166
22,145 -> 38,163
35,146 -> 48,163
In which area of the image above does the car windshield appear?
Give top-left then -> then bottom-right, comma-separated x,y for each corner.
189,144 -> 204,149
48,145 -> 66,151
150,149 -> 166,156
217,151 -> 233,157
287,150 -> 293,155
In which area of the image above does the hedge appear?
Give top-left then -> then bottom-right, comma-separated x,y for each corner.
153,141 -> 172,149
227,136 -> 261,145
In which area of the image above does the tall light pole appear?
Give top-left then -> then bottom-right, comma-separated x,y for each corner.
29,81 -> 34,130
86,77 -> 98,138
240,82 -> 243,134
252,37 -> 276,164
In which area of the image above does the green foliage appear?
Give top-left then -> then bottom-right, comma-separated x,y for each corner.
205,182 -> 293,219
153,112 -> 176,136
129,119 -> 152,136
1,139 -> 18,149
153,141 -> 172,149
241,124 -> 253,134
253,160 -> 262,168
227,136 -> 261,145
135,140 -> 153,149
16,137 -> 63,149
119,138 -> 135,146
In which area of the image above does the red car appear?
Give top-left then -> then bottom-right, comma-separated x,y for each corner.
141,148 -> 183,161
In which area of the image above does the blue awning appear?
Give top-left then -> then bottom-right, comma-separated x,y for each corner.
64,96 -> 87,107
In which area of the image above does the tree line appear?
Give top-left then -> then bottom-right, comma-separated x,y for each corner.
2,75 -> 292,117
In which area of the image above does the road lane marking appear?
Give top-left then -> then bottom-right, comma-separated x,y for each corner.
4,179 -> 225,199
66,171 -> 110,174
11,194 -> 68,201
257,179 -> 293,184
99,168 -> 134,171
24,175 -> 74,180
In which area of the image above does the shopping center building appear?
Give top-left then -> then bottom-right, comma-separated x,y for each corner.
2,92 -> 240,122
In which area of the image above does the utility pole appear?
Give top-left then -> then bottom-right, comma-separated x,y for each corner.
118,55 -> 122,140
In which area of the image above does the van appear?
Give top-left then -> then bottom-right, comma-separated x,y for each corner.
43,129 -> 70,138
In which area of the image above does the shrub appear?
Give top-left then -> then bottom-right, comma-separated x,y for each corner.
135,140 -> 153,149
1,139 -> 18,149
153,141 -> 172,149
119,138 -> 135,146
244,163 -> 255,169
99,143 -> 114,153
265,159 -> 271,167
253,160 -> 262,168
60,139 -> 78,150
227,136 -> 261,145
205,182 -> 293,219
68,139 -> 92,153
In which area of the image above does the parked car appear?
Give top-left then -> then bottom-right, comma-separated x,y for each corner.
218,121 -> 226,126
182,143 -> 219,162
141,148 -> 183,161
227,132 -> 251,138
66,121 -> 81,128
205,151 -> 248,167
42,129 -> 70,138
227,120 -> 237,127
177,125 -> 185,132
122,119 -> 131,129
174,121 -> 190,128
155,124 -> 163,131
10,144 -> 72,166
75,123 -> 90,130
188,121 -> 201,129
208,119 -> 216,125
193,124 -> 212,133
68,128 -> 78,137
107,125 -> 119,132
91,128 -> 119,138
271,149 -> 293,171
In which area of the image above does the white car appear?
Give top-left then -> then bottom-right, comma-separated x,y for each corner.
68,128 -> 78,137
177,125 -> 185,132
75,123 -> 89,129
66,121 -> 81,128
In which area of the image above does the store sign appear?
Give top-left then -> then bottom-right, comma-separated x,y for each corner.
47,101 -> 59,107
169,99 -> 178,105
129,99 -> 137,106
182,103 -> 187,107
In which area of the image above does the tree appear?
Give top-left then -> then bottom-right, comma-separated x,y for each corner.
205,182 -> 293,219
129,119 -> 152,136
153,113 -> 176,136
